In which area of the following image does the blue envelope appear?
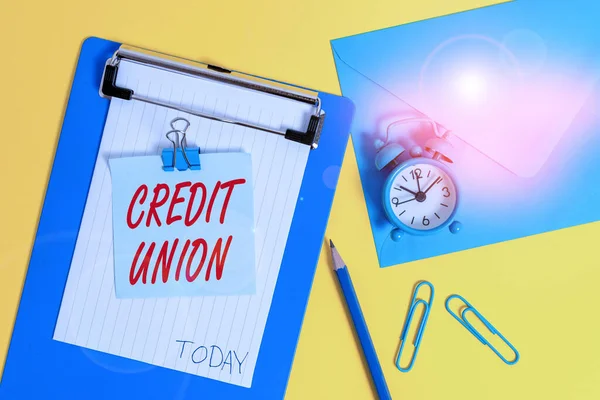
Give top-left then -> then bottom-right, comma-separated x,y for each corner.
331,0 -> 600,267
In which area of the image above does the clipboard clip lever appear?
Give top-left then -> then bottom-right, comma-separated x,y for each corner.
100,48 -> 326,149
445,294 -> 520,365
395,281 -> 434,372
161,117 -> 201,171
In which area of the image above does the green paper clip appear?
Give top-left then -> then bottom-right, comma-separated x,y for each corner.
395,281 -> 434,372
445,294 -> 519,365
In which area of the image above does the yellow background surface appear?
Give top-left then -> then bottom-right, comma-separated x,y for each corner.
1,0 -> 599,398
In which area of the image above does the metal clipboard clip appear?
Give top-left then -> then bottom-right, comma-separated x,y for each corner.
161,117 -> 200,171
445,294 -> 520,365
395,281 -> 434,372
99,45 -> 325,149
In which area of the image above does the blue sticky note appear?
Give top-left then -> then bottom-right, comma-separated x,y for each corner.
109,153 -> 255,298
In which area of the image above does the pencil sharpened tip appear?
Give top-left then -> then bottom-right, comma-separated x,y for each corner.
329,239 -> 335,248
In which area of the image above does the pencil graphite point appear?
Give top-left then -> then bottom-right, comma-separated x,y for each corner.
329,241 -> 345,271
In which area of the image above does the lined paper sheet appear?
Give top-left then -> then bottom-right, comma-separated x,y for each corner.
53,60 -> 314,387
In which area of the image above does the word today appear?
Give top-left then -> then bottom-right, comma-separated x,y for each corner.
176,340 -> 249,375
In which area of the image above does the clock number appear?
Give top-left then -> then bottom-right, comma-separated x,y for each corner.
442,187 -> 451,197
392,197 -> 400,207
422,216 -> 430,226
410,168 -> 423,180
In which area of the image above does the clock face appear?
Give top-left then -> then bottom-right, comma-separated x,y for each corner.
386,162 -> 458,231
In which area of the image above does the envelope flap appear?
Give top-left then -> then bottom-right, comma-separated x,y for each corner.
332,0 -> 600,177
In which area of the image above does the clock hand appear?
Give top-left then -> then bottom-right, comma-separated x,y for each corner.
397,197 -> 416,205
423,176 -> 441,194
391,197 -> 416,207
416,174 -> 422,192
396,186 -> 418,196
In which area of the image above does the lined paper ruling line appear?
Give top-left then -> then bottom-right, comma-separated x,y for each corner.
53,59 -> 314,387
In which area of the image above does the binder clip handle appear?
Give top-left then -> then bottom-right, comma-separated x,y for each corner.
161,117 -> 201,171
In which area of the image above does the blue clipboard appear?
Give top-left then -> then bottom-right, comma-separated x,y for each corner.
0,37 -> 354,399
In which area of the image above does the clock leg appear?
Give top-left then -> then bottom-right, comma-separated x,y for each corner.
449,221 -> 462,234
391,228 -> 404,241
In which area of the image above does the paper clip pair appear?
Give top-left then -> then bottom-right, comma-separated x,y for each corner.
445,294 -> 519,365
395,281 -> 434,372
161,117 -> 201,171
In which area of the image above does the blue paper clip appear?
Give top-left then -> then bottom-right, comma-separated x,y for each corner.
161,117 -> 201,171
445,294 -> 519,365
395,281 -> 434,372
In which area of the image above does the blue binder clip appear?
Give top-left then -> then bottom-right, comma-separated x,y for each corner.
395,281 -> 434,372
161,117 -> 201,171
445,294 -> 520,365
